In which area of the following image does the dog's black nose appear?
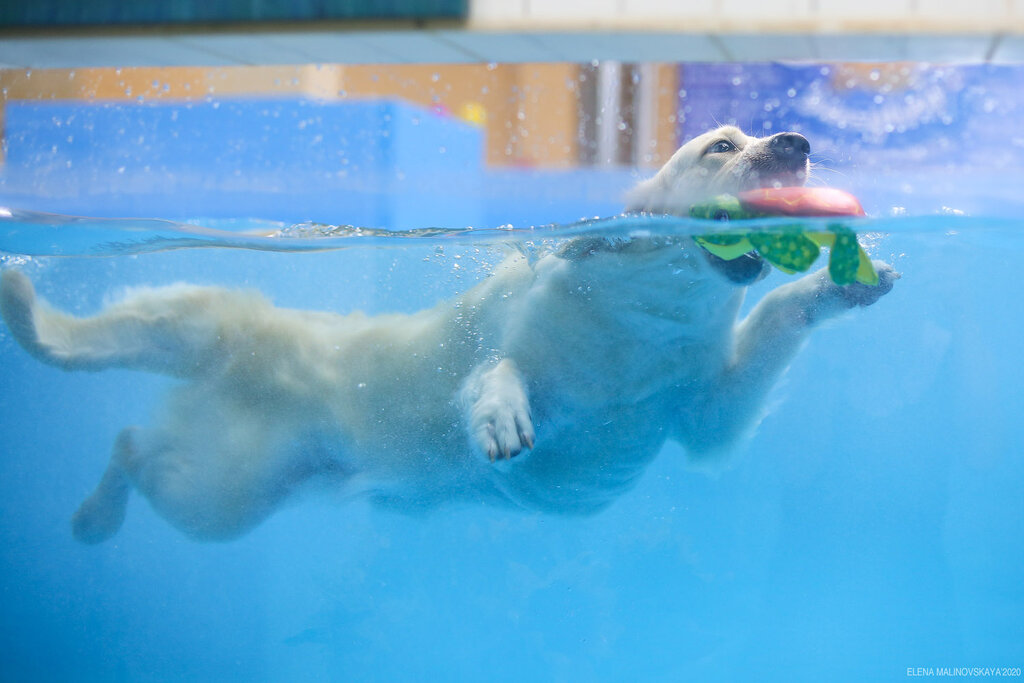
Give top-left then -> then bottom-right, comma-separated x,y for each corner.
769,133 -> 810,161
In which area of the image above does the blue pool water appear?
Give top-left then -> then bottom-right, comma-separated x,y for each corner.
1,63 -> 1023,681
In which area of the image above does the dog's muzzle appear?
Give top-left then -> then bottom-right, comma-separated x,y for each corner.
742,132 -> 811,189
769,132 -> 810,167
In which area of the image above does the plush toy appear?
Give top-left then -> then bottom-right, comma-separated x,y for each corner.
689,187 -> 878,286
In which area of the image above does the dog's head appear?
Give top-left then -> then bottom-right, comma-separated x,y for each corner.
624,126 -> 811,285
626,125 -> 810,216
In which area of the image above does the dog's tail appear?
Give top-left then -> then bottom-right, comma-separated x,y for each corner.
1,269 -> 251,377
1,269 -> 135,372
0,269 -> 78,369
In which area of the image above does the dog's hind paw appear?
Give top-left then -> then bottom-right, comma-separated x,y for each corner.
462,359 -> 536,462
72,491 -> 127,544
71,428 -> 134,544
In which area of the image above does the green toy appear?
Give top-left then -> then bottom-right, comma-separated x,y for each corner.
689,187 -> 879,286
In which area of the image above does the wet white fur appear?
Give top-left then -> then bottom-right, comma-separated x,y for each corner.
628,126 -> 776,214
0,126 -> 896,543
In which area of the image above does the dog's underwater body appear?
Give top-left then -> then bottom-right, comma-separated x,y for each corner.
1,126 -> 897,543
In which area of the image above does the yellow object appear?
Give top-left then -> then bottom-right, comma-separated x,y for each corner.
457,101 -> 488,126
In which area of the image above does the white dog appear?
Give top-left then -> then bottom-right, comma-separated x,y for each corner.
0,126 -> 896,544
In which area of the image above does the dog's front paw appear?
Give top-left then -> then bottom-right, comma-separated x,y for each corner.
472,396 -> 535,462
799,260 -> 899,325
837,260 -> 900,308
462,359 -> 536,462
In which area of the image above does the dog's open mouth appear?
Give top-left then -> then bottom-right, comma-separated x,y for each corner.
705,250 -> 769,285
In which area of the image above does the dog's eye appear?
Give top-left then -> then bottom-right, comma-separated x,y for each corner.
707,140 -> 737,154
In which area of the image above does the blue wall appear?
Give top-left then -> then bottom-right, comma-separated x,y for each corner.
1,98 -> 487,229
